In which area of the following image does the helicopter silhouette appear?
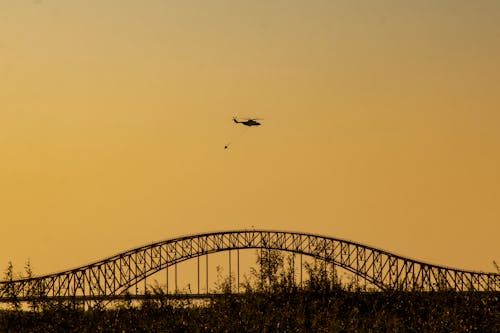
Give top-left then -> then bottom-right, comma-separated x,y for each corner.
233,117 -> 262,127
224,117 -> 262,149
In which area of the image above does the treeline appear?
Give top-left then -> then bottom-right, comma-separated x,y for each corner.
0,253 -> 499,332
1,289 -> 498,332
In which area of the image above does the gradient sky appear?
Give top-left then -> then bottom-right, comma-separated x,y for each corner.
1,0 -> 499,277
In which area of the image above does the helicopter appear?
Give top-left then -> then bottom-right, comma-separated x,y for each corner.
233,117 -> 262,127
224,117 -> 262,149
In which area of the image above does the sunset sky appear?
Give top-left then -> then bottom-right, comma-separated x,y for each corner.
1,0 -> 499,277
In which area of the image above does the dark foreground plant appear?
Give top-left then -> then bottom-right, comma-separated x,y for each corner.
0,289 -> 498,332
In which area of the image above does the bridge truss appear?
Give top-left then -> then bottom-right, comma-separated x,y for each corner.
1,230 -> 499,303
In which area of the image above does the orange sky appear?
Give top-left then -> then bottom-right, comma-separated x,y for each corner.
1,1 -> 499,277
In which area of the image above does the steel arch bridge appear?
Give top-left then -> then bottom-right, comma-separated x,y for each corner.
1,230 -> 499,302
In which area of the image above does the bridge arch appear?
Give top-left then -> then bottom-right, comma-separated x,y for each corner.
1,230 -> 499,301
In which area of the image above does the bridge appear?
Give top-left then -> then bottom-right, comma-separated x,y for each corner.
1,230 -> 499,304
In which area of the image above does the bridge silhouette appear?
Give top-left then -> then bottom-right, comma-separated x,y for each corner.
1,230 -> 499,304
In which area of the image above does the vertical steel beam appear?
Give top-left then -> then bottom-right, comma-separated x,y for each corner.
175,243 -> 178,293
237,249 -> 240,293
229,250 -> 232,292
175,262 -> 178,293
300,253 -> 303,288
